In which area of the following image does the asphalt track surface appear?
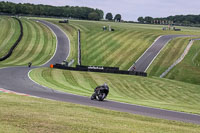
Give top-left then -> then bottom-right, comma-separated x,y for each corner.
129,35 -> 191,72
0,20 -> 200,125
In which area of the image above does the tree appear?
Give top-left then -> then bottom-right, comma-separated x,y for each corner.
114,14 -> 121,22
105,13 -> 113,20
0,1 -> 104,21
95,9 -> 104,20
137,17 -> 144,23
144,16 -> 153,23
88,12 -> 100,20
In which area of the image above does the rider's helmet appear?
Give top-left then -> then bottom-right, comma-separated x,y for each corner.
103,83 -> 107,87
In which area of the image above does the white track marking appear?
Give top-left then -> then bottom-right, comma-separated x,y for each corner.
128,36 -> 162,71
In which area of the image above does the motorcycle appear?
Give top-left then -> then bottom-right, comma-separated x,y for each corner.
91,84 -> 109,101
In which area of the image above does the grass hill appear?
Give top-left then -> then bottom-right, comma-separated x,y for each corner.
147,37 -> 193,76
45,18 -> 200,85
47,18 -> 200,86
0,16 -> 20,58
147,38 -> 200,85
0,18 -> 56,67
45,18 -> 200,70
165,40 -> 200,85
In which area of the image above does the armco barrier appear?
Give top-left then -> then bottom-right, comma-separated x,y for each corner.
78,29 -> 81,65
53,64 -> 147,77
0,17 -> 23,61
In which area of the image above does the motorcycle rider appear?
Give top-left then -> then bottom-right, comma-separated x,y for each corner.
28,62 -> 32,68
91,83 -> 109,101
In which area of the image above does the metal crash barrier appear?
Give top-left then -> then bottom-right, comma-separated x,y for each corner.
51,64 -> 147,77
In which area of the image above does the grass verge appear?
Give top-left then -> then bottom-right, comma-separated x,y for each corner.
0,93 -> 200,133
147,37 -> 193,76
165,40 -> 200,85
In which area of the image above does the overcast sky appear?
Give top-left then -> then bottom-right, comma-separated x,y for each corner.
7,0 -> 200,21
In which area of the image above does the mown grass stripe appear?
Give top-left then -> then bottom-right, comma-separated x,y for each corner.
0,17 -> 20,57
82,32 -> 122,65
86,30 -> 130,64
113,78 -> 135,98
16,20 -> 41,65
105,31 -> 144,67
122,80 -> 148,100
95,30 -> 137,61
63,70 -> 84,89
119,78 -> 142,99
72,23 -> 90,32
0,18 -> 11,52
70,71 -> 93,92
30,20 -> 53,65
6,19 -> 36,65
56,71 -> 85,92
85,31 -> 120,55
26,21 -> 45,65
2,19 -> 31,65
85,32 -> 105,42
0,18 -> 56,67
61,70 -> 93,94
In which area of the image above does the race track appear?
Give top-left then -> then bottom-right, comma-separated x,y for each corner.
0,20 -> 200,124
129,35 -> 191,72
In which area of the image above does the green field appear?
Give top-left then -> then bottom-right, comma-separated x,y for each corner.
0,18 -> 56,67
42,18 -> 200,70
0,93 -> 200,133
147,37 -> 193,76
38,18 -> 200,86
148,38 -> 200,85
165,40 -> 200,85
0,16 -> 20,58
30,68 -> 200,114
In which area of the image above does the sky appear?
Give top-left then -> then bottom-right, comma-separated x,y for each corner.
7,0 -> 200,21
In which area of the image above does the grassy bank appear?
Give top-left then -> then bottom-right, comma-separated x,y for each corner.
165,40 -> 200,85
0,16 -> 20,58
147,37 -> 193,76
147,38 -> 200,85
68,20 -> 192,70
0,18 -> 56,67
30,68 -> 200,114
0,93 -> 200,133
38,18 -> 200,70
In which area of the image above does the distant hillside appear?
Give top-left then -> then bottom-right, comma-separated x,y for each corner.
0,1 -> 104,20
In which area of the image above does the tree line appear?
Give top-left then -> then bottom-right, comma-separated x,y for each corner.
105,13 -> 122,22
137,15 -> 200,26
0,1 -> 104,20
